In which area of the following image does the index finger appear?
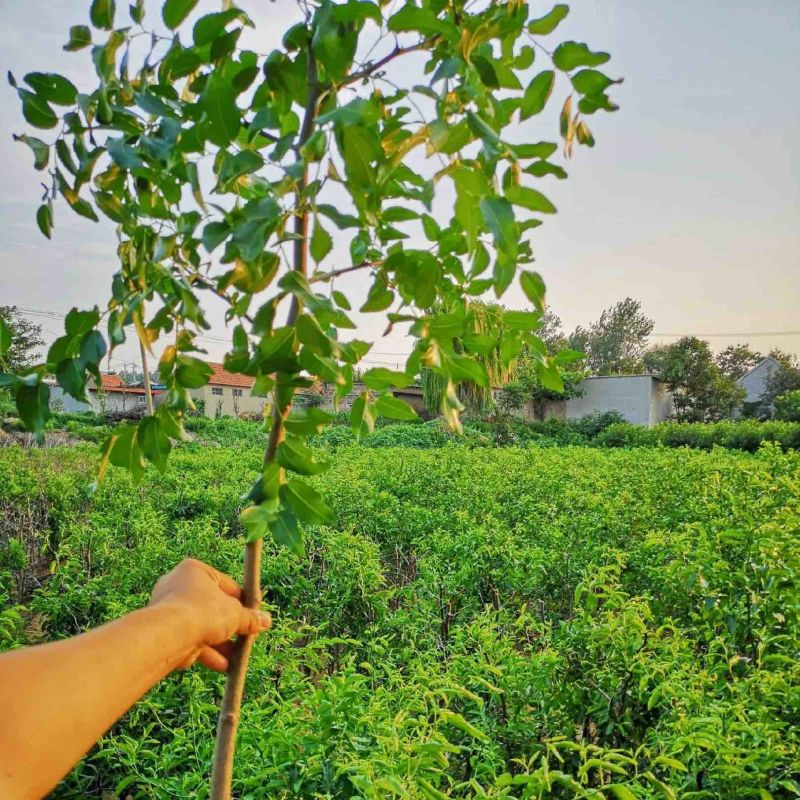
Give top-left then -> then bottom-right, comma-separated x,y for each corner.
204,563 -> 243,600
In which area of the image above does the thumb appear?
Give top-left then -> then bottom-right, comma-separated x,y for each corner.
237,608 -> 272,637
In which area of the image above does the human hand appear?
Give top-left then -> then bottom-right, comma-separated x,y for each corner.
149,558 -> 271,672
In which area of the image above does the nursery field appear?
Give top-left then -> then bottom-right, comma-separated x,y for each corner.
1,437 -> 799,799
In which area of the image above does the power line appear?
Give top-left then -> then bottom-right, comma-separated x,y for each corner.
649,331 -> 800,338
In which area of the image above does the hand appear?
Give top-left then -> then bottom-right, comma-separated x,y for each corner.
149,558 -> 272,673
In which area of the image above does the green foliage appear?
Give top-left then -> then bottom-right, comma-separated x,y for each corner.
7,0 -> 620,551
645,336 -> 745,422
595,419 -> 800,451
2,440 -> 799,797
774,390 -> 800,422
572,297 -> 654,376
0,306 -> 45,372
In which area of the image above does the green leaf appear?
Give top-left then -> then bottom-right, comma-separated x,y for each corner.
606,787 -> 638,800
90,0 -> 115,29
64,25 -> 92,51
375,393 -> 418,420
340,126 -> 380,188
310,219 -> 333,263
276,435 -> 328,476
163,0 -> 198,29
509,141 -> 558,160
440,710 -> 488,742
349,391 -> 376,439
106,138 -> 144,169
175,355 -> 213,388
193,9 -> 246,45
480,196 -> 518,258
520,70 -> 555,120
269,508 -> 303,556
428,119 -> 471,155
520,271 -> 547,312
387,5 -> 458,39
239,504 -> 274,543
18,90 -> 57,129
528,4 -> 569,34
23,73 -> 78,105
448,354 -> 489,386
65,308 -> 100,336
138,416 -> 172,472
284,407 -> 333,437
572,68 -> 619,95
202,221 -> 229,253
523,160 -> 567,179
13,134 -> 49,170
504,310 -> 541,330
536,359 -> 564,392
16,380 -> 51,442
200,72 -> 240,147
282,479 -> 334,525
0,317 -> 12,357
317,204 -> 360,229
552,41 -> 611,71
130,0 -> 145,23
362,368 -> 413,391
454,166 -> 490,252
505,185 -> 557,214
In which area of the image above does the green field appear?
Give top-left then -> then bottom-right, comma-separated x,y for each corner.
1,437 -> 799,799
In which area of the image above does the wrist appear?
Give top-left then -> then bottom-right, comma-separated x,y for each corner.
146,600 -> 205,653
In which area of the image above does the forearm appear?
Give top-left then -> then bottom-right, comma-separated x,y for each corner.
0,603 -> 197,799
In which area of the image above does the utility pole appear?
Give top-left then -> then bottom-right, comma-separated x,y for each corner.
139,340 -> 154,415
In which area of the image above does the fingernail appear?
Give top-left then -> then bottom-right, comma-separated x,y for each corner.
258,611 -> 272,629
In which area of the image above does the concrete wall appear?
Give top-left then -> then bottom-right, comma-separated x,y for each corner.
737,358 -> 780,404
50,387 -> 152,414
191,385 -> 267,419
566,376 -> 672,427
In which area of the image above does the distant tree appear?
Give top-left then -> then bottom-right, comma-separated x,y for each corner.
499,352 -> 584,420
761,357 -> 800,413
774,390 -> 800,422
538,308 -> 569,354
421,300 -> 516,416
651,337 -> 744,421
572,298 -> 654,375
715,344 -> 763,380
768,348 -> 800,371
0,306 -> 44,372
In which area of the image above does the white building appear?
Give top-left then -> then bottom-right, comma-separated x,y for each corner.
735,357 -> 780,407
190,362 -> 266,419
566,375 -> 673,427
50,374 -> 164,414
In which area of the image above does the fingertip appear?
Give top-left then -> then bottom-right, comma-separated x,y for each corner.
258,610 -> 272,631
198,646 -> 229,673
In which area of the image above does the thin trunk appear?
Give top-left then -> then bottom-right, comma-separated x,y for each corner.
139,341 -> 154,415
209,43 -> 317,797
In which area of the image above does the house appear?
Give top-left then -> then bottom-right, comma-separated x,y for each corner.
50,373 -> 164,414
565,375 -> 673,427
190,362 -> 266,418
735,357 -> 780,410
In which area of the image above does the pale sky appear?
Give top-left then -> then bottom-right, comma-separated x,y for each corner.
1,0 -> 798,373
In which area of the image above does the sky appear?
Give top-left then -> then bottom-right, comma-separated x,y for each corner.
0,0 -> 798,374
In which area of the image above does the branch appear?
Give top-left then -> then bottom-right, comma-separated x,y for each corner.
308,259 -> 380,284
341,38 -> 437,87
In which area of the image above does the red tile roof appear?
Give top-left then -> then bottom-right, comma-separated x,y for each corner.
207,362 -> 255,388
100,373 -> 124,390
97,373 -> 163,395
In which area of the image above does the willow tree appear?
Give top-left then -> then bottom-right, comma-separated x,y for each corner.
421,299 -> 517,414
3,0 -> 619,795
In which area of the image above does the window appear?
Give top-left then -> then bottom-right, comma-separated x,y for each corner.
137,396 -> 146,405
233,388 -> 243,397
212,387 -> 223,396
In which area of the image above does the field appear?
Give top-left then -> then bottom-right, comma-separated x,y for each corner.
1,433 -> 799,799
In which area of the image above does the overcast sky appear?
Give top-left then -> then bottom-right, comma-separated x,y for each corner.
1,0 -> 798,373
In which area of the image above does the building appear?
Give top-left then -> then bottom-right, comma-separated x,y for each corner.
50,373 -> 164,414
565,375 -> 673,427
735,357 -> 780,409
190,362 -> 265,418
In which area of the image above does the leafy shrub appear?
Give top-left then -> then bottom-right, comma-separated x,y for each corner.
775,389 -> 800,422
596,419 -> 800,451
3,442 -> 799,797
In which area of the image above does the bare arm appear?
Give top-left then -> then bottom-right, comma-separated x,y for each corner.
0,559 -> 271,799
